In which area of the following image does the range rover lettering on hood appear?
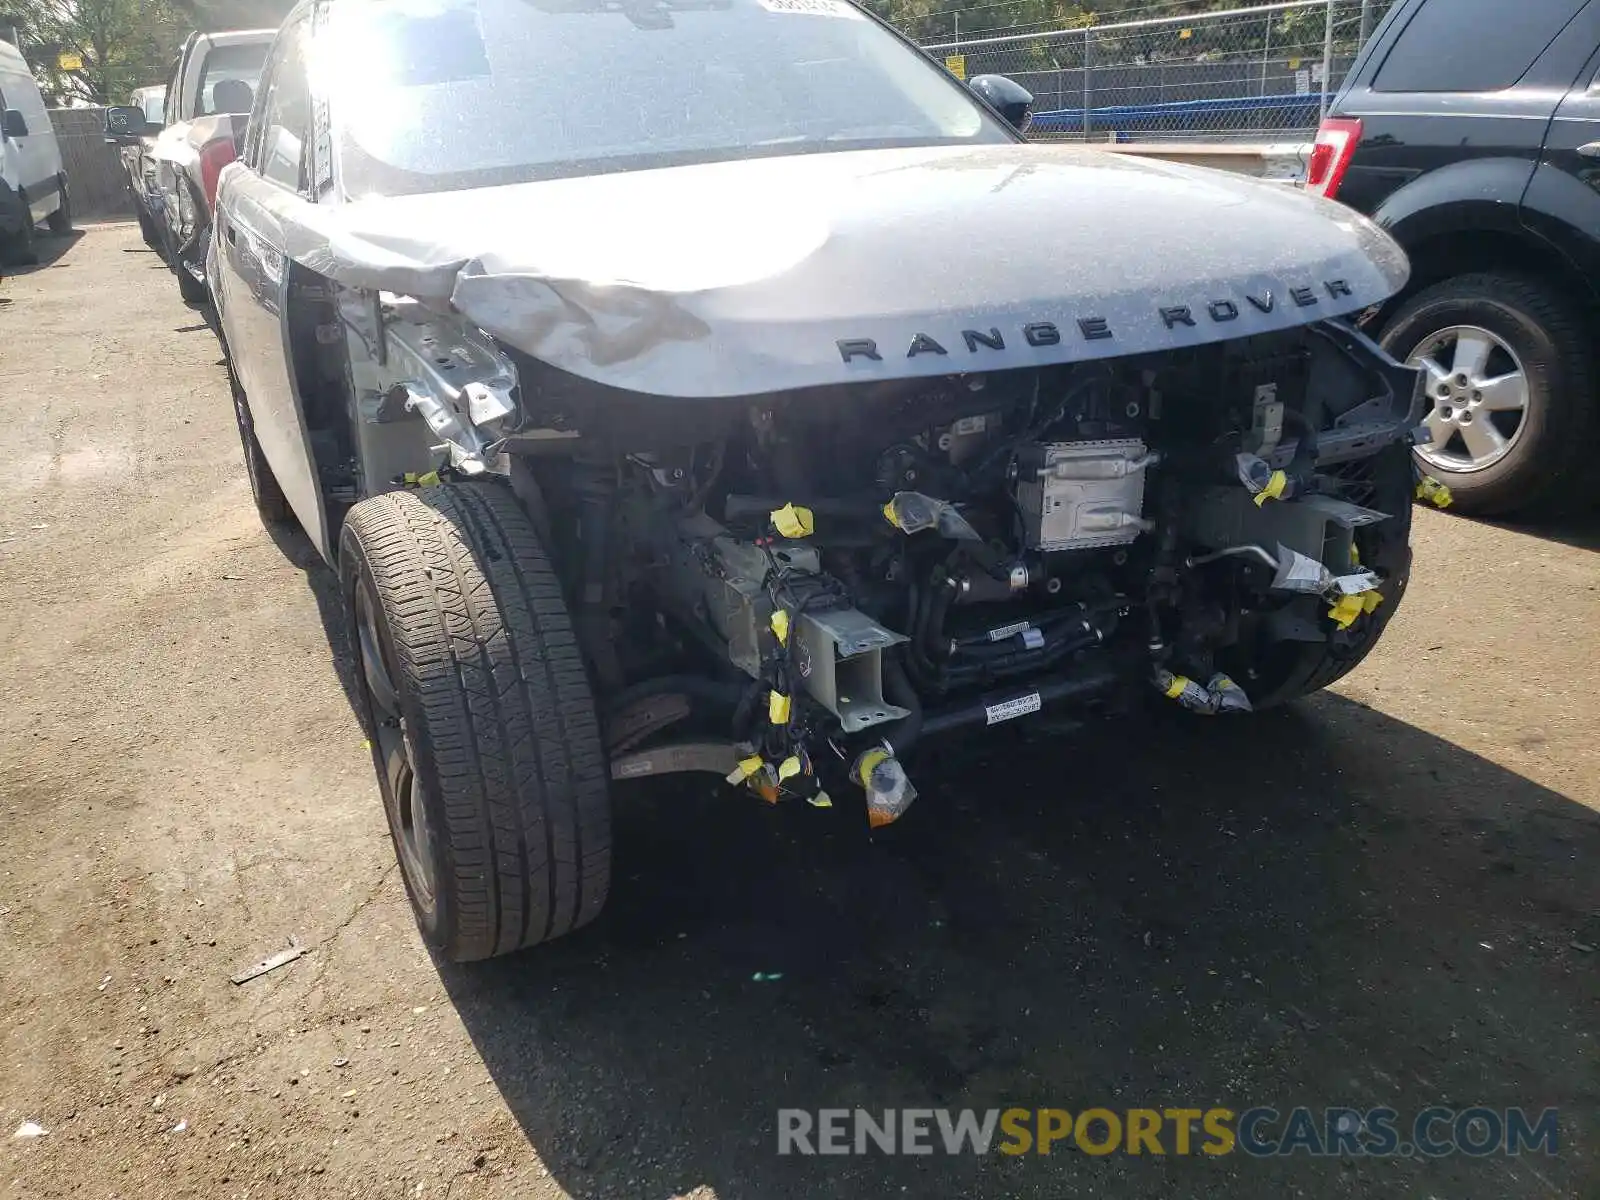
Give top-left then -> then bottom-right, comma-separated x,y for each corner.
837,279 -> 1356,363
256,143 -> 1408,398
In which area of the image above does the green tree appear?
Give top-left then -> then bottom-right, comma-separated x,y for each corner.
8,0 -> 186,103
166,0 -> 293,31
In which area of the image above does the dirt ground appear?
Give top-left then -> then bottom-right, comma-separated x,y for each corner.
1,225 -> 1597,1199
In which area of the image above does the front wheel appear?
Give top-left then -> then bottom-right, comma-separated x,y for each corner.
136,204 -> 162,250
174,256 -> 208,305
340,483 -> 613,961
163,217 -> 208,305
1,197 -> 38,266
46,180 -> 71,234
1380,272 -> 1596,516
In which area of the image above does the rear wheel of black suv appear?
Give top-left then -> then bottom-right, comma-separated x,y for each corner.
1379,272 -> 1596,516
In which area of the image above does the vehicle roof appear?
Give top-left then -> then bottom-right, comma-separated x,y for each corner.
194,28 -> 278,49
0,38 -> 31,73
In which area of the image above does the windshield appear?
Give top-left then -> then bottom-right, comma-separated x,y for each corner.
317,0 -> 1008,198
197,42 -> 270,116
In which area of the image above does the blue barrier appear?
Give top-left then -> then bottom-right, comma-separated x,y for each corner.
1032,91 -> 1328,135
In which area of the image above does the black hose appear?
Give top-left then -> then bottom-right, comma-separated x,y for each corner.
1282,407 -> 1321,490
880,654 -> 924,758
942,611 -> 1117,689
904,578 -> 941,690
941,626 -> 1103,688
918,659 -> 1122,740
730,677 -> 768,741
971,368 -> 1105,481
948,604 -> 1090,651
951,618 -> 1091,665
920,577 -> 957,665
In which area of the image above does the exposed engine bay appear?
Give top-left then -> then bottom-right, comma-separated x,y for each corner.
428,318 -> 1426,827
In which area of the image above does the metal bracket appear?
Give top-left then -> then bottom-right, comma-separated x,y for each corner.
1250,383 -> 1285,458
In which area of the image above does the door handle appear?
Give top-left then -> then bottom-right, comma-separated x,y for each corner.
1578,142 -> 1600,158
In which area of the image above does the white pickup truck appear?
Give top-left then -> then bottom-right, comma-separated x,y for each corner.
107,28 -> 274,303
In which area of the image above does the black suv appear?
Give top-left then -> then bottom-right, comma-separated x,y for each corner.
1310,0 -> 1600,515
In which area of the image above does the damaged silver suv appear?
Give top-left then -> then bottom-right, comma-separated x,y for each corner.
213,0 -> 1422,961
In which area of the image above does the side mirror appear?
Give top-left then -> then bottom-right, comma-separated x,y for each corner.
2,109 -> 28,139
103,105 -> 148,140
970,74 -> 1034,134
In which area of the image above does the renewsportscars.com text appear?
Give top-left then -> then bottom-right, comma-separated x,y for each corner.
777,1106 -> 1559,1158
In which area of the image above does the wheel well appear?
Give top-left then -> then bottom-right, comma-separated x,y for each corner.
285,263 -> 360,528
1379,228 -> 1600,330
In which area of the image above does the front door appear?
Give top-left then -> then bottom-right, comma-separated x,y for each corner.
0,76 -> 57,217
215,15 -> 329,558
1525,24 -> 1600,281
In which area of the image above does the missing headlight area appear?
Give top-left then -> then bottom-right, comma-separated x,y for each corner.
393,316 -> 1415,818
322,282 -> 1420,844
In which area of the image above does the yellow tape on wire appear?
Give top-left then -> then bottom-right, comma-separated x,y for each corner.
1416,476 -> 1454,509
768,690 -> 792,725
1253,470 -> 1288,507
855,747 -> 892,789
726,754 -> 767,786
770,503 -> 815,539
1328,594 -> 1365,630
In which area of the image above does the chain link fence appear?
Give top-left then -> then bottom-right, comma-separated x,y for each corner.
921,0 -> 1397,143
49,107 -> 134,221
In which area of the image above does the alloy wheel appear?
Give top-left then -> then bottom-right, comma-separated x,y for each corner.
354,579 -> 437,915
1408,325 -> 1530,474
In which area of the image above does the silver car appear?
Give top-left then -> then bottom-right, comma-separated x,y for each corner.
213,0 -> 1423,962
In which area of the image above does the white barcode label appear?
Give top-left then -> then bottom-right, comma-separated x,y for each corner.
987,620 -> 1032,643
1330,569 -> 1382,596
985,692 -> 1042,726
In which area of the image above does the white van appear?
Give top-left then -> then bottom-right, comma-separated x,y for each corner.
0,38 -> 69,265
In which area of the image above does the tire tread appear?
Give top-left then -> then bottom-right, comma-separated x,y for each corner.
341,483 -> 610,961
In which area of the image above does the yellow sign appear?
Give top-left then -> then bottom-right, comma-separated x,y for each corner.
1288,56 -> 1302,69
57,52 -> 83,71
945,53 -> 966,81
1178,28 -> 1192,39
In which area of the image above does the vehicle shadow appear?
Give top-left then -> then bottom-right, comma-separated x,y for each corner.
427,696 -> 1599,1199
3,229 -> 84,276
266,518 -> 364,718
1488,504 -> 1600,554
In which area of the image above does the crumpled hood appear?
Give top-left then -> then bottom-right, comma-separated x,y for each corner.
267,143 -> 1408,398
